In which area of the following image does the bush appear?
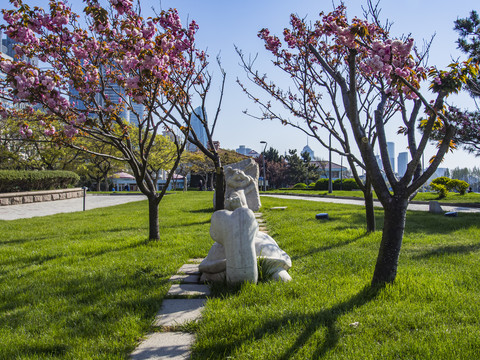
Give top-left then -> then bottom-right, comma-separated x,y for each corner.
293,183 -> 308,189
449,179 -> 469,195
0,170 -> 80,193
430,183 -> 448,198
333,178 -> 359,190
314,178 -> 329,190
308,182 -> 316,189
430,176 -> 470,197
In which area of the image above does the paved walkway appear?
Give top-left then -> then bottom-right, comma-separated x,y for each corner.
0,194 -> 147,220
261,194 -> 480,213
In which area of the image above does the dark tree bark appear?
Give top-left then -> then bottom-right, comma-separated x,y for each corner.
371,197 -> 408,284
147,195 -> 161,240
364,176 -> 376,233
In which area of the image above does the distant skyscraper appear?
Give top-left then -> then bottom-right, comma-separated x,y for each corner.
397,152 -> 408,176
2,35 -> 39,67
236,145 -> 252,155
387,142 -> 395,173
301,144 -> 314,160
187,107 -> 208,151
375,154 -> 383,171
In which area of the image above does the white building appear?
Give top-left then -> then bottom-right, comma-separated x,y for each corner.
397,152 -> 408,177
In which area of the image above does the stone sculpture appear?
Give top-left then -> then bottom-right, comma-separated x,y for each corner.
208,207 -> 258,284
202,158 -> 291,284
224,159 -> 261,211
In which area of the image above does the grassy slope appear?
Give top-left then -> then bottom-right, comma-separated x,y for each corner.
0,192 -> 213,360
193,196 -> 480,359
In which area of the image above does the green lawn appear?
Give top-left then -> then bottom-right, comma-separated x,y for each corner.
264,189 -> 480,204
192,196 -> 480,359
0,192 -> 213,359
1,192 -> 480,359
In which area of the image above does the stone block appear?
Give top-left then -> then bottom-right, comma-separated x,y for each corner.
177,264 -> 200,275
12,197 -> 23,205
429,201 -> 443,214
23,196 -> 34,203
59,193 -> 66,200
154,299 -> 205,327
130,332 -> 194,360
169,274 -> 200,284
52,194 -> 60,201
0,198 -> 11,206
166,284 -> 211,297
43,195 -> 52,201
34,195 -> 43,202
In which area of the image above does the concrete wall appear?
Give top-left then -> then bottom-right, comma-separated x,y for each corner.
0,188 -> 84,206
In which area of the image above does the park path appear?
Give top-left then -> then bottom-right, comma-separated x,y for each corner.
261,194 -> 480,214
0,194 -> 146,220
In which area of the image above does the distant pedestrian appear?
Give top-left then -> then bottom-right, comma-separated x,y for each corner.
468,187 -> 473,193
125,184 -> 130,191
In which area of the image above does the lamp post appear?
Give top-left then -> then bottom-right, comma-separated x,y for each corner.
340,155 -> 343,191
260,141 -> 268,191
328,132 -> 332,193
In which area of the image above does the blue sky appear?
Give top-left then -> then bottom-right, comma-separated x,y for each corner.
157,0 -> 480,171
3,0 -> 480,171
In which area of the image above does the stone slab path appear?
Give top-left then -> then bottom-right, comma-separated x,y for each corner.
131,212 -> 266,359
130,259 -> 209,360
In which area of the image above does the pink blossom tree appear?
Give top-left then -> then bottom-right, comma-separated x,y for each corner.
240,4 -> 478,284
0,0 -> 220,240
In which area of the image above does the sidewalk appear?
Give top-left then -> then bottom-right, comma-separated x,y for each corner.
261,194 -> 480,214
0,194 -> 147,221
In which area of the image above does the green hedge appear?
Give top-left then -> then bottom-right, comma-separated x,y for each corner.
0,170 -> 80,193
314,178 -> 359,191
293,183 -> 308,189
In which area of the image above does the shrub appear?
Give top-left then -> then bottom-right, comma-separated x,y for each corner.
430,183 -> 448,198
308,182 -> 316,189
314,178 -> 329,190
293,183 -> 308,189
430,176 -> 470,197
333,178 -> 359,190
449,179 -> 469,195
0,170 -> 80,193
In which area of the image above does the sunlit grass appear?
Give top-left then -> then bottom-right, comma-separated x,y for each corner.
0,192 -> 213,359
192,196 -> 480,359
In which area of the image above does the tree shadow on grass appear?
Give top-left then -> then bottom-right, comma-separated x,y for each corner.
291,233 -> 367,261
199,283 -> 384,359
412,242 -> 480,260
189,208 -> 215,214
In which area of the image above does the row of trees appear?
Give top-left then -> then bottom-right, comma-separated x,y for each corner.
1,0 -> 479,285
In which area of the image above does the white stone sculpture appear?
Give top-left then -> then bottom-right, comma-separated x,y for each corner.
224,159 -> 261,211
207,207 -> 258,284
429,201 -> 443,214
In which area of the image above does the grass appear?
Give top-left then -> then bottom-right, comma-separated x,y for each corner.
0,192 -> 213,359
264,188 -> 480,204
2,192 -> 480,359
192,196 -> 480,359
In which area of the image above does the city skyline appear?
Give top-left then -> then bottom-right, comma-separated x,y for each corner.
1,0 -> 479,172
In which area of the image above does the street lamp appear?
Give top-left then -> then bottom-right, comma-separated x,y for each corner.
260,141 -> 268,191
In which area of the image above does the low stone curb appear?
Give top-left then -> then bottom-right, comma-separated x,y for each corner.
0,188 -> 84,206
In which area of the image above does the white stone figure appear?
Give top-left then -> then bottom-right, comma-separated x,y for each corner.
208,207 -> 258,284
224,159 -> 261,211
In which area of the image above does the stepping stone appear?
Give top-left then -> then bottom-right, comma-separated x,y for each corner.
167,284 -> 211,297
177,264 -> 200,275
271,206 -> 287,210
154,299 -> 206,327
254,213 -> 263,217
256,219 -> 265,223
188,258 -> 204,264
130,332 -> 194,360
169,274 -> 200,284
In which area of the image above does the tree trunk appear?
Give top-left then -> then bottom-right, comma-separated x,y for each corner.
371,198 -> 408,285
214,166 -> 225,210
364,187 -> 376,232
148,196 -> 161,240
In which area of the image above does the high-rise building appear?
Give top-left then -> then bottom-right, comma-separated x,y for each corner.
301,144 -> 314,159
2,35 -> 39,67
187,107 -> 208,152
397,152 -> 408,176
387,142 -> 395,173
236,145 -> 252,155
375,154 -> 383,171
